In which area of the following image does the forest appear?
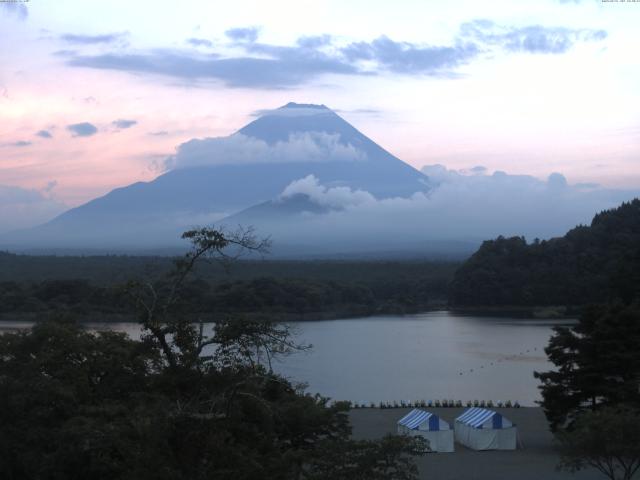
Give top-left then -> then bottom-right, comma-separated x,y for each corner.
0,228 -> 426,479
0,254 -> 457,321
450,199 -> 640,307
3,199 -> 640,322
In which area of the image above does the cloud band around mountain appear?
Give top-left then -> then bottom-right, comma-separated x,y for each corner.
165,132 -> 366,170
257,167 -> 640,245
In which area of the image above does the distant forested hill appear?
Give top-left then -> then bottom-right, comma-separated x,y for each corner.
450,199 -> 640,307
0,255 -> 457,321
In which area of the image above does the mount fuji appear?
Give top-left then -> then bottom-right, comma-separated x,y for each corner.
2,103 -> 432,253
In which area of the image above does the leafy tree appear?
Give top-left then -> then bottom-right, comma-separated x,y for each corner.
304,435 -> 427,480
125,226 -> 272,370
0,226 -> 425,479
557,405 -> 640,480
0,317 -> 158,479
535,303 -> 640,431
451,199 -> 640,307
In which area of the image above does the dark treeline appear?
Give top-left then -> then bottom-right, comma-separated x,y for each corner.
450,199 -> 640,307
0,256 -> 457,320
0,228 -> 426,479
0,253 -> 457,285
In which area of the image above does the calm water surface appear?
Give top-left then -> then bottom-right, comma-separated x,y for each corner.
0,311 -> 571,406
274,311 -> 572,406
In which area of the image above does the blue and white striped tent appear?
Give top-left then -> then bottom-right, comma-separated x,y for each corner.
456,407 -> 513,429
454,408 -> 517,450
397,409 -> 454,452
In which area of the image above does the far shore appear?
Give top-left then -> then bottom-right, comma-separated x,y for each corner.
0,304 -> 581,325
349,407 -> 601,480
449,305 -> 581,319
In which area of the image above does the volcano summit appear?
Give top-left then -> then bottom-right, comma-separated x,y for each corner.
2,103 -> 430,252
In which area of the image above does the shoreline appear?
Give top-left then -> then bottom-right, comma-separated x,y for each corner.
449,305 -> 581,319
0,304 -> 579,324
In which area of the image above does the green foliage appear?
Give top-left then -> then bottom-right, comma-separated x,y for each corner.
0,318 -> 158,479
557,405 -> 640,480
0,251 -> 458,289
0,227 -> 425,479
451,199 -> 640,306
535,303 -> 640,431
0,223 -> 455,324
0,268 -> 456,321
304,435 -> 426,480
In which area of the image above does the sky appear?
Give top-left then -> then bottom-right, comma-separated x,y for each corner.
1,0 -> 639,232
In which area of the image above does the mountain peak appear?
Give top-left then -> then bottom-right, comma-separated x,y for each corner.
279,102 -> 330,110
2,101 -> 429,251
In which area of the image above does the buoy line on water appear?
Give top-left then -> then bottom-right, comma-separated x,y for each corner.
456,347 -> 541,376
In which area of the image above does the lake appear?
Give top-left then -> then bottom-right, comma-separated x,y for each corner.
0,311 -> 570,406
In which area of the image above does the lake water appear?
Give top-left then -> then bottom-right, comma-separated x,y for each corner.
0,311 -> 570,406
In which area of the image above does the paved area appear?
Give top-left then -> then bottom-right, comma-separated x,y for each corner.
349,407 -> 607,480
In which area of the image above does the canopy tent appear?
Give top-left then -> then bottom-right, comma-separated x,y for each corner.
454,407 -> 517,451
397,409 -> 454,453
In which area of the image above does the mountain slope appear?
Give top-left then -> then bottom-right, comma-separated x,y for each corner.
2,103 -> 429,250
449,199 -> 640,306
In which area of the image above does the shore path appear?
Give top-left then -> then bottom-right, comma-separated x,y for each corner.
349,407 -> 605,480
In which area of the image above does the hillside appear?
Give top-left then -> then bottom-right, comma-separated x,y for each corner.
449,199 -> 640,307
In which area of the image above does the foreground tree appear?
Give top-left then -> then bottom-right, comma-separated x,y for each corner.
534,303 -> 640,430
0,226 -> 425,479
536,302 -> 640,479
557,406 -> 640,480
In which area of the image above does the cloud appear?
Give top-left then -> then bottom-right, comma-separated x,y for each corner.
67,122 -> 98,137
469,165 -> 487,175
547,171 -> 568,189
342,36 -> 479,74
35,130 -> 53,139
43,180 -> 58,194
166,132 -> 366,170
148,130 -> 169,136
0,2 -> 28,20
0,184 -> 66,234
296,35 -> 333,49
60,32 -> 128,44
187,37 -> 212,47
5,141 -> 32,147
225,27 -> 259,43
65,47 -> 359,89
279,175 -> 375,209
336,108 -> 383,116
61,21 -> 607,88
459,20 -> 606,54
250,166 -> 640,250
112,118 -> 137,129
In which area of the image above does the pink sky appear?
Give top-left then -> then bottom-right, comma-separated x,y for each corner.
1,0 -> 639,230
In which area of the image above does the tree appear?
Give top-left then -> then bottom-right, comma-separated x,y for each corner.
534,303 -> 640,431
557,406 -> 640,480
304,435 -> 428,480
126,226 -> 271,370
450,198 -> 640,308
0,316 -> 158,480
0,226 -> 426,479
